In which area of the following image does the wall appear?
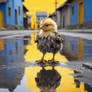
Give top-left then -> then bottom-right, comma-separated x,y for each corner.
70,2 -> 78,25
83,39 -> 92,60
0,0 -> 23,27
14,0 -> 23,26
0,4 -> 6,25
56,6 -> 68,28
5,0 -> 15,25
84,0 -> 92,23
56,10 -> 61,27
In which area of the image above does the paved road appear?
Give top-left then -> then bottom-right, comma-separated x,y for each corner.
0,30 -> 92,40
60,32 -> 92,40
0,30 -> 37,39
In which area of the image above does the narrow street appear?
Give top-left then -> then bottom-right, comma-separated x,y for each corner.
0,30 -> 92,92
0,0 -> 92,91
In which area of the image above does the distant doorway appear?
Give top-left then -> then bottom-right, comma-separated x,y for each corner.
63,16 -> 65,27
0,11 -> 4,28
15,10 -> 17,25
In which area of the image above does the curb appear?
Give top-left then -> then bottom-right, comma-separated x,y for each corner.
83,63 -> 92,69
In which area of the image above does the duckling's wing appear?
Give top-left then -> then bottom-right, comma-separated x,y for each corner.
54,32 -> 64,44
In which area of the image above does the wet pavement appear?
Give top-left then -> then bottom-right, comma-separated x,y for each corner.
0,32 -> 92,92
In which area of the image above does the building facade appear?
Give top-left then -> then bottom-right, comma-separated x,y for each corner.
0,39 -> 24,92
51,0 -> 92,29
56,1 -> 70,28
49,12 -> 57,23
36,12 -> 47,29
83,0 -> 92,23
0,0 -> 23,28
69,0 -> 83,25
69,0 -> 92,28
23,6 -> 28,29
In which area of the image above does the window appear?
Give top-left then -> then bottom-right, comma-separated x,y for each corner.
72,6 -> 74,15
19,6 -> 21,15
8,7 -> 11,17
72,44 -> 74,51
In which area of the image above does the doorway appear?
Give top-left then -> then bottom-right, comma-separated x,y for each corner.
15,10 -> 17,25
78,1 -> 83,24
0,11 -> 4,28
63,16 -> 65,27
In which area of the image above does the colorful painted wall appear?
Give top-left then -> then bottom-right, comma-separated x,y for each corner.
13,0 -> 23,26
69,0 -> 92,26
84,0 -> 92,23
0,4 -> 6,27
69,2 -> 78,25
0,0 -> 23,27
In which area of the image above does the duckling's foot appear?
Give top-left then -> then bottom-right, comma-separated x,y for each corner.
51,54 -> 55,63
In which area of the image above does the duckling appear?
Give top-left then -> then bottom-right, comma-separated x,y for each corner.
35,18 -> 64,62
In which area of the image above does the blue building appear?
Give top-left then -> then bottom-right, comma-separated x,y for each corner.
0,0 -> 23,28
69,0 -> 92,27
83,0 -> 92,23
55,0 -> 92,29
69,2 -> 79,25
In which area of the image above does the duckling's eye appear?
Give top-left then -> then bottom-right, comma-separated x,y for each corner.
45,24 -> 49,27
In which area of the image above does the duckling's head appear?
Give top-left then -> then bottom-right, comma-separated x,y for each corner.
40,18 -> 57,32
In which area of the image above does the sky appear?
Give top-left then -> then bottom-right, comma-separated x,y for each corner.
23,0 -> 67,29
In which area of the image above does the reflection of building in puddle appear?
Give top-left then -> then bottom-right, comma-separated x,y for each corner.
24,36 -> 31,54
62,36 -> 92,61
35,67 -> 61,92
0,39 -> 24,65
0,39 -> 4,51
0,39 -> 25,92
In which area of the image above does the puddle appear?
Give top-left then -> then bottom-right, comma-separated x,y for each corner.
0,32 -> 92,92
62,35 -> 92,61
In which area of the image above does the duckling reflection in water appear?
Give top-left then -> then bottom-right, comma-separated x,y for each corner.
35,66 -> 61,92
